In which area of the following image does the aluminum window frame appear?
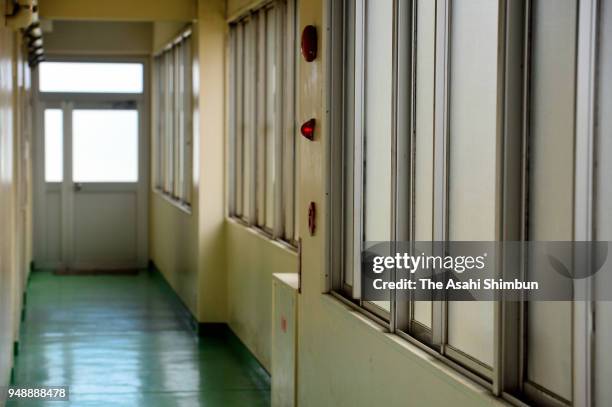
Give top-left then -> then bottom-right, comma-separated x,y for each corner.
152,26 -> 194,211
327,0 -> 596,405
227,0 -> 298,247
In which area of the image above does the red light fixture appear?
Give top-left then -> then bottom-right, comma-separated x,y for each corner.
301,25 -> 317,62
300,118 -> 316,140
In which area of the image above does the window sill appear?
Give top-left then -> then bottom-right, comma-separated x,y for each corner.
226,216 -> 298,254
320,293 -> 513,407
154,188 -> 192,215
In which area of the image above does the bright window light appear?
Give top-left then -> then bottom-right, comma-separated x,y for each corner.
44,109 -> 63,182
73,110 -> 139,182
39,62 -> 143,93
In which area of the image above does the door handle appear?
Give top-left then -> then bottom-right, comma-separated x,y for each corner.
74,182 -> 83,192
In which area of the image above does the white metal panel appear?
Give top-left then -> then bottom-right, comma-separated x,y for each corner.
272,274 -> 298,407
73,190 -> 138,266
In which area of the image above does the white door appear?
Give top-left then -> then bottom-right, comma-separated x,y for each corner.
36,101 -> 148,270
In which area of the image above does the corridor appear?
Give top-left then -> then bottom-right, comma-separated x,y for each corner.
8,271 -> 270,407
1,0 -> 612,406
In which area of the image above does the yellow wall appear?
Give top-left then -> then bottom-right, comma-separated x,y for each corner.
149,195 -> 200,315
39,0 -> 196,22
151,0 -> 523,404
0,13 -> 16,388
226,222 -> 297,370
148,19 -> 199,318
293,1 -> 506,406
152,22 -> 187,54
149,0 -> 229,324
226,0 -> 261,20
0,1 -> 33,386
217,0 -> 300,370
45,21 -> 153,55
195,0 -> 227,323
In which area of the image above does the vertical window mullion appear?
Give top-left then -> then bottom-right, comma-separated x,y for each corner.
228,27 -> 237,215
184,35 -> 193,205
166,51 -> 175,194
153,57 -> 161,189
282,0 -> 297,243
159,56 -> 165,191
176,40 -> 187,202
340,0 -> 356,294
389,0 -> 400,333
410,0 -> 436,342
432,0 -> 451,349
174,46 -> 181,198
235,22 -> 245,218
392,0 -> 413,333
351,0 -> 366,301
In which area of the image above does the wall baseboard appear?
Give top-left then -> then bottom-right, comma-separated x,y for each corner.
147,260 -> 270,377
197,322 -> 229,337
147,262 -> 199,332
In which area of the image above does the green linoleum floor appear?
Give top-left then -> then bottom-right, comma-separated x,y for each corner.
7,271 -> 270,407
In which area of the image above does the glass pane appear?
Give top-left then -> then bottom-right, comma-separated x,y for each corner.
363,0 -> 394,312
235,23 -> 245,217
44,109 -> 63,182
446,0 -> 498,367
265,7 -> 277,230
412,0 -> 437,329
39,62 -> 143,93
524,0 -> 576,400
73,110 -> 138,182
165,52 -> 175,192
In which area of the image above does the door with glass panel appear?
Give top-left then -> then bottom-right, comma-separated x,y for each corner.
35,60 -> 147,271
39,102 -> 146,270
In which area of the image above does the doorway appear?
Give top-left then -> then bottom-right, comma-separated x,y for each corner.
33,60 -> 149,271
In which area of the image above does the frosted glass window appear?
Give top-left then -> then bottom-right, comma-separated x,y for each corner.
72,110 -> 138,182
525,0 -> 576,400
446,0 -> 498,368
44,109 -> 63,182
39,62 -> 143,93
227,3 -> 297,243
363,0 -> 394,313
265,7 -> 278,230
363,0 -> 393,243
